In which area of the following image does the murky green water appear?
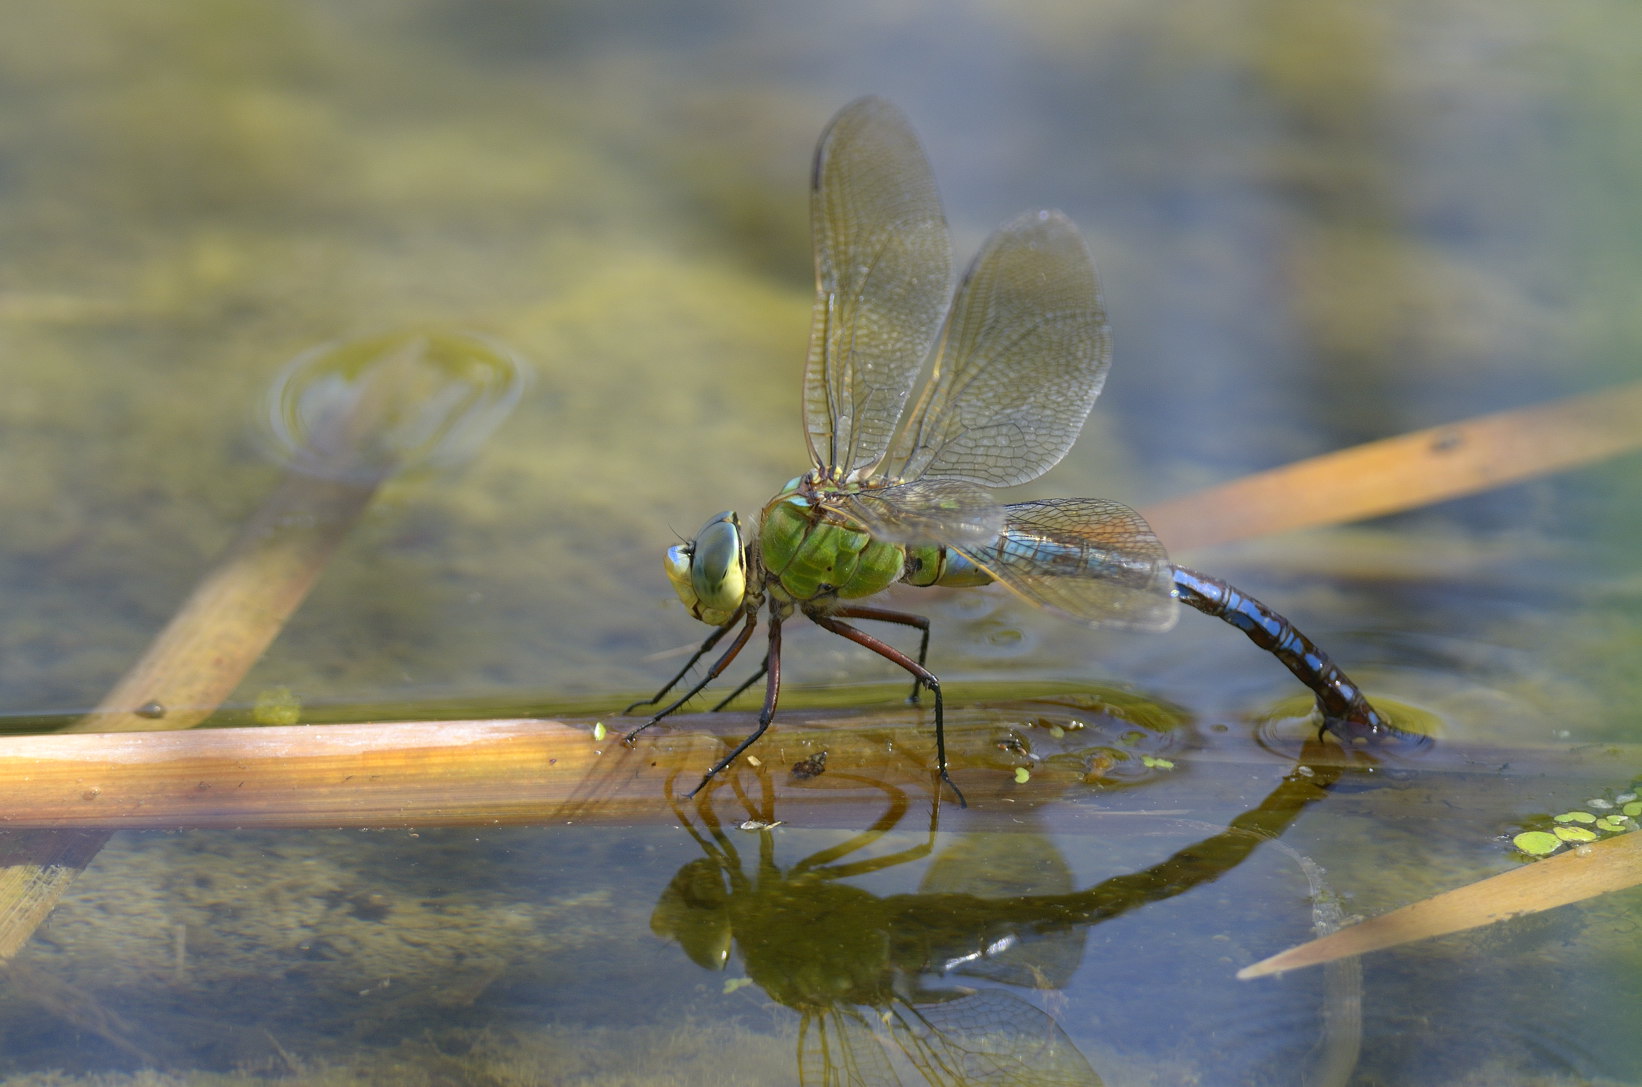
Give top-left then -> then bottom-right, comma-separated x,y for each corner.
1,1 -> 1640,1083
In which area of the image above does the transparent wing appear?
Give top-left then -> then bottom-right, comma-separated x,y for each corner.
919,831 -> 1085,992
889,990 -> 1103,1087
880,210 -> 1110,488
827,479 -> 1007,549
799,1007 -> 902,1087
958,499 -> 1178,632
804,97 -> 953,478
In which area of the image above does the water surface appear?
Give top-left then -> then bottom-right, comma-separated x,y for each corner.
0,2 -> 1638,1084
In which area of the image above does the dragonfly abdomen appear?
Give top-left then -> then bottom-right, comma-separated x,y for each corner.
903,544 -> 993,589
1171,565 -> 1394,740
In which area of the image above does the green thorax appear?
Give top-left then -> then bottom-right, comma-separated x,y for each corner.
757,480 -> 905,604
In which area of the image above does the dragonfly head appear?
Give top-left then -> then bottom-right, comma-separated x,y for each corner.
664,511 -> 747,626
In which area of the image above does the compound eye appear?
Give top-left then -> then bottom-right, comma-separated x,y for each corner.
690,512 -> 746,614
663,543 -> 699,611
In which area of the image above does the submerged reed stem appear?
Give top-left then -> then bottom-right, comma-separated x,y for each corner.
0,331 -> 525,959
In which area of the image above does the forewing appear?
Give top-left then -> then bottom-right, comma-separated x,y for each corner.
804,97 -> 954,477
959,499 -> 1177,632
882,210 -> 1110,488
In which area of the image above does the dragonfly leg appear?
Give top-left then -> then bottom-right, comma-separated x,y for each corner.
710,662 -> 769,711
1170,565 -> 1420,745
686,611 -> 785,796
809,614 -> 965,807
624,612 -> 758,742
623,615 -> 740,714
828,605 -> 931,705
788,780 -> 938,878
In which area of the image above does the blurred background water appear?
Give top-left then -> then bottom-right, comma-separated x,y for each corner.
0,2 -> 1639,1084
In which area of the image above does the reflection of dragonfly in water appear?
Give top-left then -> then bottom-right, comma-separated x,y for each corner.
626,97 -> 1412,803
652,778 -> 1102,1086
651,757 -> 1351,1087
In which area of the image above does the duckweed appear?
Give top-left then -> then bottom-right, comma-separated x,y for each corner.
1511,831 -> 1562,856
1509,776 -> 1642,857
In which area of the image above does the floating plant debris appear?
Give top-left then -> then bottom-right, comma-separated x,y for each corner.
1509,776 -> 1642,858
1511,831 -> 1562,857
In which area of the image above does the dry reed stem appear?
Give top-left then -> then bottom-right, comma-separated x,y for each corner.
0,720 -> 665,830
0,711 -> 1157,829
1238,831 -> 1642,978
0,715 -> 1630,830
67,473 -> 379,733
1142,380 -> 1642,551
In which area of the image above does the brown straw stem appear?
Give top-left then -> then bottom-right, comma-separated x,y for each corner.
0,715 -> 1628,831
1238,830 -> 1642,979
1141,380 -> 1642,551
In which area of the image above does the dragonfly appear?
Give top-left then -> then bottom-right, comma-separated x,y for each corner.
626,96 -> 1409,804
652,777 -> 1102,1086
